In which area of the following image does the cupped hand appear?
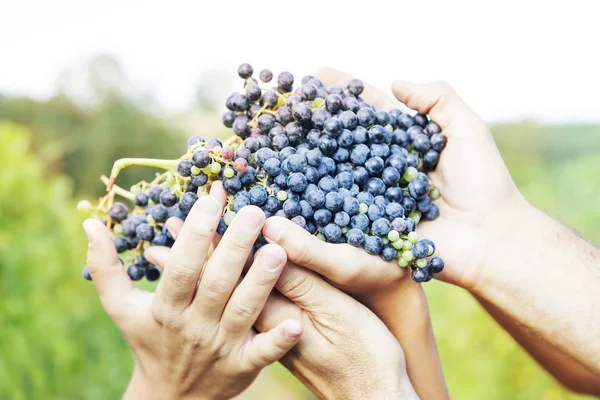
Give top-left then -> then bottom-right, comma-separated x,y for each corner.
266,67 -> 527,293
83,182 -> 302,400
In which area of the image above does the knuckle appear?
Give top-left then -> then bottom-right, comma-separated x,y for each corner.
293,241 -> 314,266
188,223 -> 215,242
279,271 -> 314,303
151,300 -> 178,327
229,300 -> 257,322
435,80 -> 453,95
202,273 -> 233,298
169,262 -> 198,283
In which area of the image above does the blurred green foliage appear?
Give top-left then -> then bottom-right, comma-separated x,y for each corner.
0,74 -> 598,398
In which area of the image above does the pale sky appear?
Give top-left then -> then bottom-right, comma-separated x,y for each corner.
1,0 -> 599,122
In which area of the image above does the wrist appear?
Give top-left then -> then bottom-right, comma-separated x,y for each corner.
124,366 -> 221,400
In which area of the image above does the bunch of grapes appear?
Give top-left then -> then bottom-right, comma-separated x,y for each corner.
79,63 -> 448,284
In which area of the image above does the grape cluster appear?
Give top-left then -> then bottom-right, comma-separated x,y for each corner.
79,63 -> 447,284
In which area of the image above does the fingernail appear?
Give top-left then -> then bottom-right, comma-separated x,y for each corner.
263,219 -> 285,242
262,248 -> 285,272
282,319 -> 303,337
241,209 -> 264,232
199,197 -> 221,217
82,219 -> 96,239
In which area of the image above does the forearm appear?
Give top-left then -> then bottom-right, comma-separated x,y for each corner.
476,202 -> 600,374
476,295 -> 600,395
363,283 -> 449,400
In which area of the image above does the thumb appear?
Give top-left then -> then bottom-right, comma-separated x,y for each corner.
391,80 -> 486,134
83,219 -> 136,319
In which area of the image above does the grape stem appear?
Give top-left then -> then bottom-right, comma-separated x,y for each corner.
224,135 -> 242,146
101,175 -> 136,201
108,158 -> 180,190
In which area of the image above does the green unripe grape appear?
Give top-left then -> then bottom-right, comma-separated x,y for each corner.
212,146 -> 222,155
387,230 -> 400,242
167,175 -> 176,185
130,185 -> 141,194
384,124 -> 393,132
312,98 -> 326,109
146,215 -> 155,224
191,166 -> 201,175
429,187 -> 440,200
398,258 -> 409,267
402,240 -> 413,250
428,245 -> 434,256
382,237 -> 390,245
418,159 -> 423,169
113,224 -> 123,235
416,258 -> 428,268
403,167 -> 418,182
351,184 -> 360,192
402,251 -> 414,262
202,166 -> 212,175
407,231 -> 419,244
316,233 -> 326,242
410,212 -> 421,224
358,203 -> 368,214
76,200 -> 92,213
392,239 -> 404,250
223,167 -> 234,178
277,190 -> 288,201
210,162 -> 222,174
341,226 -> 349,234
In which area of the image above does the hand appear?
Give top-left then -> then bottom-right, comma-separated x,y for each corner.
154,217 -> 420,400
265,67 -> 526,293
83,182 -> 302,400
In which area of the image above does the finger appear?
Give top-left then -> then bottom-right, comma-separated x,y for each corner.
247,318 -> 303,369
144,246 -> 170,269
274,261 -> 345,312
315,67 -> 406,112
391,80 -> 486,133
83,219 -> 135,319
165,217 -> 183,239
262,217 -> 406,290
221,244 -> 287,336
155,193 -> 224,313
254,291 -> 301,333
193,205 -> 265,320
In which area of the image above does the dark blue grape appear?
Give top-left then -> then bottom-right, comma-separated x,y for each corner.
334,211 -> 350,227
303,166 -> 319,183
422,203 -> 439,221
288,153 -> 306,172
422,149 -> 440,170
350,213 -> 370,231
339,110 -> 358,130
314,208 -> 333,226
325,192 -> 344,212
336,162 -> 353,174
292,102 -> 312,124
148,186 -> 163,203
151,205 -> 169,222
307,190 -> 325,209
352,167 -> 369,186
372,218 -> 391,236
426,122 -> 442,136
350,144 -> 370,165
336,171 -> 353,189
134,193 -> 149,207
239,167 -> 256,186
412,267 -> 433,283
417,197 -> 432,213
311,109 -> 331,129
414,113 -> 428,128
325,94 -> 343,113
82,266 -> 92,281
151,233 -> 170,247
318,176 -> 338,193
412,133 -> 432,153
402,197 -> 417,215
365,157 -> 385,176
324,117 -> 343,137
136,223 -> 155,241
249,186 -> 268,206
127,264 -> 145,281
404,218 -> 416,233
398,113 -> 415,129
343,196 -> 360,215
217,218 -> 228,235
159,191 -> 178,207
429,257 -> 444,273
357,107 -> 376,127
406,153 -> 419,168
381,245 -> 397,261
343,96 -> 360,113
368,125 -> 386,144
223,176 -> 242,194
357,191 -> 375,206
346,228 -> 365,246
367,204 -> 385,222
364,235 -> 383,255
337,129 -> 354,148
283,199 -> 302,217
318,135 -> 338,155
386,202 -> 404,219
385,154 -> 408,175
382,167 -> 401,185
232,116 -> 250,137
408,179 -> 429,200
288,173 -> 308,193
412,241 -> 429,259
375,110 -> 391,127
114,237 -> 130,253
264,158 -> 281,176
331,147 -> 349,162
322,223 -> 342,242
365,177 -> 386,196
374,195 -> 389,208
353,126 -> 368,144
299,200 -> 314,219
109,202 -> 128,222
370,143 -> 390,158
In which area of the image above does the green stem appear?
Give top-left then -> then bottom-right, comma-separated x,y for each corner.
101,176 -> 136,201
108,158 -> 179,189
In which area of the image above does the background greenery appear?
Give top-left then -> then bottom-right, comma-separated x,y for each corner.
0,60 -> 598,399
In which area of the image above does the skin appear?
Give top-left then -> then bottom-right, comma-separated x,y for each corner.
146,200 -> 421,399
84,182 -> 304,400
260,68 -> 600,394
